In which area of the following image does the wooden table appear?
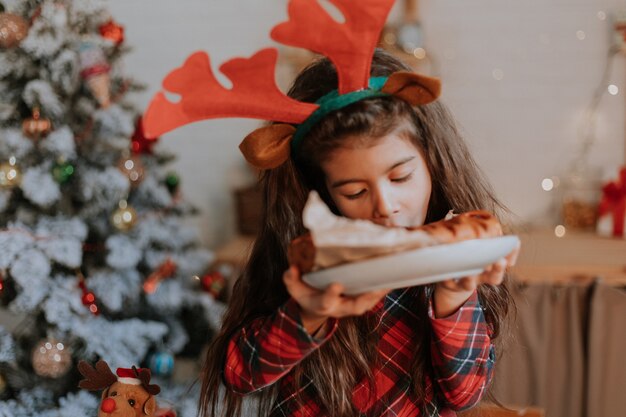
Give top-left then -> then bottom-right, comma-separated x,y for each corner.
510,228 -> 626,286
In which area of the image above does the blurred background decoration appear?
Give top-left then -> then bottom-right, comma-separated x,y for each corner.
0,0 -> 225,415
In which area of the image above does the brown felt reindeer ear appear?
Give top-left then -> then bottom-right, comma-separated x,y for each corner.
142,395 -> 157,416
381,71 -> 442,105
239,123 -> 296,170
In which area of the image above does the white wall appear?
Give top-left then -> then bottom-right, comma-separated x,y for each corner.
108,0 -> 625,248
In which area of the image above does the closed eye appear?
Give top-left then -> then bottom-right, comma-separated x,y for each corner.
391,173 -> 413,183
344,189 -> 366,200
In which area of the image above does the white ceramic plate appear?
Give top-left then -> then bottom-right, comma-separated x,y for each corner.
303,235 -> 520,295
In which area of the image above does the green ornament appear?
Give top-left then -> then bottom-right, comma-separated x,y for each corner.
52,161 -> 75,184
165,172 -> 179,194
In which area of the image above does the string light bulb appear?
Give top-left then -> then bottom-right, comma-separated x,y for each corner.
554,225 -> 566,237
541,178 -> 554,191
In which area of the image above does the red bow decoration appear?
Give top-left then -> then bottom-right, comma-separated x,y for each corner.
598,167 -> 626,236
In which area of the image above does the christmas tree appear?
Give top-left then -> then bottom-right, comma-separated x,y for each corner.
0,0 -> 225,415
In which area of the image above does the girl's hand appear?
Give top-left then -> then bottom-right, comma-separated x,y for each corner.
433,242 -> 520,318
283,266 -> 390,335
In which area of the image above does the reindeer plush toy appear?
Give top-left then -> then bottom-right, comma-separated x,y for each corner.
78,360 -> 161,417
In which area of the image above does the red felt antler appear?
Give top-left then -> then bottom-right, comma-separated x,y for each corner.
271,0 -> 395,94
142,48 -> 318,138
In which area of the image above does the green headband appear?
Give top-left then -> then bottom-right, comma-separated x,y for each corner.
290,76 -> 390,156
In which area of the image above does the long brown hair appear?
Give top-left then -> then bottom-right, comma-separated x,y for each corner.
199,49 -> 513,417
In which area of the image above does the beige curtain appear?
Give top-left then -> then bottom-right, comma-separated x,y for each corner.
489,282 -> 590,417
586,284 -> 626,417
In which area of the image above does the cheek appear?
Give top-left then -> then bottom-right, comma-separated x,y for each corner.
328,191 -> 369,219
404,179 -> 431,223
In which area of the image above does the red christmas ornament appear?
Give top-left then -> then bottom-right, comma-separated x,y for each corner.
99,19 -> 124,45
201,271 -> 226,298
131,116 -> 159,154
143,258 -> 177,294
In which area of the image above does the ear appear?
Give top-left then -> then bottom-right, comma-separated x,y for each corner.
381,71 -> 441,105
239,123 -> 295,170
142,395 -> 156,416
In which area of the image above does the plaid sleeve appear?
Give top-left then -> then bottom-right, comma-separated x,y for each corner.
428,290 -> 495,411
223,297 -> 339,394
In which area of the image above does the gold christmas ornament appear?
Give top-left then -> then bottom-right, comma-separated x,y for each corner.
0,156 -> 21,188
111,199 -> 137,231
0,12 -> 29,49
117,154 -> 145,187
22,108 -> 52,140
31,338 -> 72,378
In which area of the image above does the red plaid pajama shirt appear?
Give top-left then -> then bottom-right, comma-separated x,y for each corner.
224,287 -> 494,416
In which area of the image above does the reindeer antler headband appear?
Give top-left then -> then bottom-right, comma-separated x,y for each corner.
142,0 -> 441,170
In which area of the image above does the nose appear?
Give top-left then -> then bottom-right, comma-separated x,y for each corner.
372,186 -> 397,220
101,398 -> 116,413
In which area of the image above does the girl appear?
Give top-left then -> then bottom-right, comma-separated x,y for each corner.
199,49 -> 517,417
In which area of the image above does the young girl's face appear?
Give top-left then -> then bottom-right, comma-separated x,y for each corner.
321,133 -> 432,227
